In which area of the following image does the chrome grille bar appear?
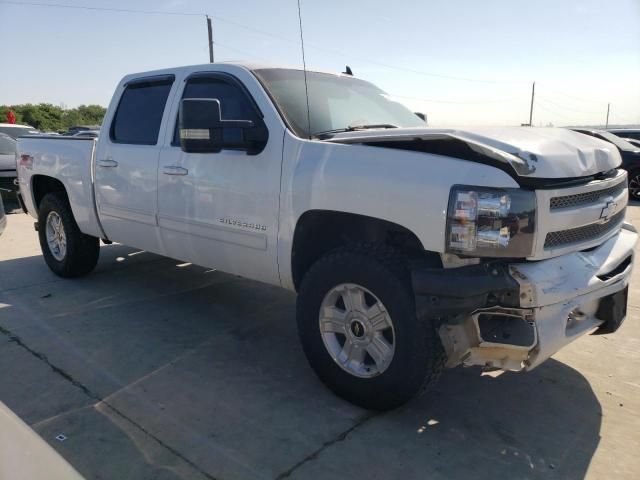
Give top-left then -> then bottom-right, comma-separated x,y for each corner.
544,209 -> 626,249
550,183 -> 626,210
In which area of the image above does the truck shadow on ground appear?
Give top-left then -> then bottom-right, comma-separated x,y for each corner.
0,244 -> 601,480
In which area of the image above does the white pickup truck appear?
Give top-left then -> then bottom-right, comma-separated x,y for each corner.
16,63 -> 636,410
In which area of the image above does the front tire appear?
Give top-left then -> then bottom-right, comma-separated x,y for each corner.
38,193 -> 100,277
297,245 -> 445,410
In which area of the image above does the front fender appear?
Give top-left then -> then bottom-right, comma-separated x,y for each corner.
277,131 -> 518,289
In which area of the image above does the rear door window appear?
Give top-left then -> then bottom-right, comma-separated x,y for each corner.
110,75 -> 174,145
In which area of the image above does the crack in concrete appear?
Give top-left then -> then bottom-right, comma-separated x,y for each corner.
0,324 -> 218,480
274,411 -> 377,479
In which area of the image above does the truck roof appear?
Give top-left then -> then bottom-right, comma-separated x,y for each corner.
121,62 -> 348,83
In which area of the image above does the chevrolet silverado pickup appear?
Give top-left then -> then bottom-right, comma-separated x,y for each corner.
16,63 -> 636,410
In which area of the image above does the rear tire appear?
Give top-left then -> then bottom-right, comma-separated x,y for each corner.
38,192 -> 99,277
297,245 -> 445,410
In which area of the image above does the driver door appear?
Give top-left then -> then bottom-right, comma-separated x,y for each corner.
157,72 -> 282,285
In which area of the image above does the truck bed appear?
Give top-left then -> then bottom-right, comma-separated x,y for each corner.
16,136 -> 104,238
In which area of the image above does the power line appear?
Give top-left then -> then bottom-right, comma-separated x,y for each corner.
607,111 -> 640,126
207,12 -> 298,44
215,43 -> 270,62
540,103 -> 640,126
537,84 -> 604,104
534,102 -> 578,122
0,0 -> 204,16
5,0 -> 632,111
386,93 -> 522,105
304,46 -> 528,84
536,96 -> 601,114
0,0 -> 529,85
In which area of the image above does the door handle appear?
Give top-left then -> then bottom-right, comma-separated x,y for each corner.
163,166 -> 189,176
97,158 -> 118,168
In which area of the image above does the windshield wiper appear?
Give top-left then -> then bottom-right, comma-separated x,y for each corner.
314,123 -> 399,138
349,123 -> 399,130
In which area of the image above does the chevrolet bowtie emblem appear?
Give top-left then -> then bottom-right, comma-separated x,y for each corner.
600,201 -> 618,222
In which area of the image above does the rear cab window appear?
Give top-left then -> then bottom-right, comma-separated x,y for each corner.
110,75 -> 174,145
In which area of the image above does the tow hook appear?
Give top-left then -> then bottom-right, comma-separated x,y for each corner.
568,308 -> 586,322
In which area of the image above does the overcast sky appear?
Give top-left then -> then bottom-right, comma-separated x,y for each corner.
1,0 -> 639,126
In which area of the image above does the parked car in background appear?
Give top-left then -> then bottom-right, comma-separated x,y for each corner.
0,123 -> 39,139
572,128 -> 640,198
66,125 -> 101,136
72,130 -> 100,138
0,133 -> 17,192
0,192 -> 5,236
607,129 -> 640,148
608,128 -> 640,142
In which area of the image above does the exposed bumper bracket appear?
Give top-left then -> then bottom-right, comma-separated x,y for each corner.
411,262 -> 520,320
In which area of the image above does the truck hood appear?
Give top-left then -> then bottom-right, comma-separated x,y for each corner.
326,127 -> 621,182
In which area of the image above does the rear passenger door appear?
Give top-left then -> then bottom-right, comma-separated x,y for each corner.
95,74 -> 175,253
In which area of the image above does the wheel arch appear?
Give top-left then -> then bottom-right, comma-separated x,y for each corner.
28,173 -> 104,239
290,209 -> 440,291
31,174 -> 68,210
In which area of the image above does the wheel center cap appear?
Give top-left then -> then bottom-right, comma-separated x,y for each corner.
350,320 -> 366,338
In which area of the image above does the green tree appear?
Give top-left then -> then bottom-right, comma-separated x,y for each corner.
0,103 -> 106,132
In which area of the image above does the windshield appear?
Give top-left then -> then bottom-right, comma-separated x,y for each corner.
253,68 -> 425,138
0,126 -> 38,139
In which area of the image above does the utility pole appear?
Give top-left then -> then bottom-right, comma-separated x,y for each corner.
206,15 -> 214,63
528,81 -> 535,126
605,103 -> 610,128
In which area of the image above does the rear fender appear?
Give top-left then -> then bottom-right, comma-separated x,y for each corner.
17,137 -> 104,238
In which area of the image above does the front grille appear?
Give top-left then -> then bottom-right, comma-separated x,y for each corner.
550,182 -> 626,210
544,209 -> 625,249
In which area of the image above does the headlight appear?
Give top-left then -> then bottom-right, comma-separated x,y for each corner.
446,186 -> 536,257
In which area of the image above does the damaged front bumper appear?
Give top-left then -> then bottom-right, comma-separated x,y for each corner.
412,224 -> 637,371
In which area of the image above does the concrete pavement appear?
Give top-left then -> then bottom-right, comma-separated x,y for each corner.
0,205 -> 639,480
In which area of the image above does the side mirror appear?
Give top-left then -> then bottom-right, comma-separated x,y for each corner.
179,98 -> 268,154
415,112 -> 428,124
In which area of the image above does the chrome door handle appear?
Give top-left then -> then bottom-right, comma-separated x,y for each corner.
163,166 -> 188,176
97,159 -> 118,168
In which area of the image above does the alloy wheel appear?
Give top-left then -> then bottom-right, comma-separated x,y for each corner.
46,211 -> 67,261
319,283 -> 395,378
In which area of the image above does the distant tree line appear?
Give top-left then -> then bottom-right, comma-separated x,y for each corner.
0,104 -> 106,132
